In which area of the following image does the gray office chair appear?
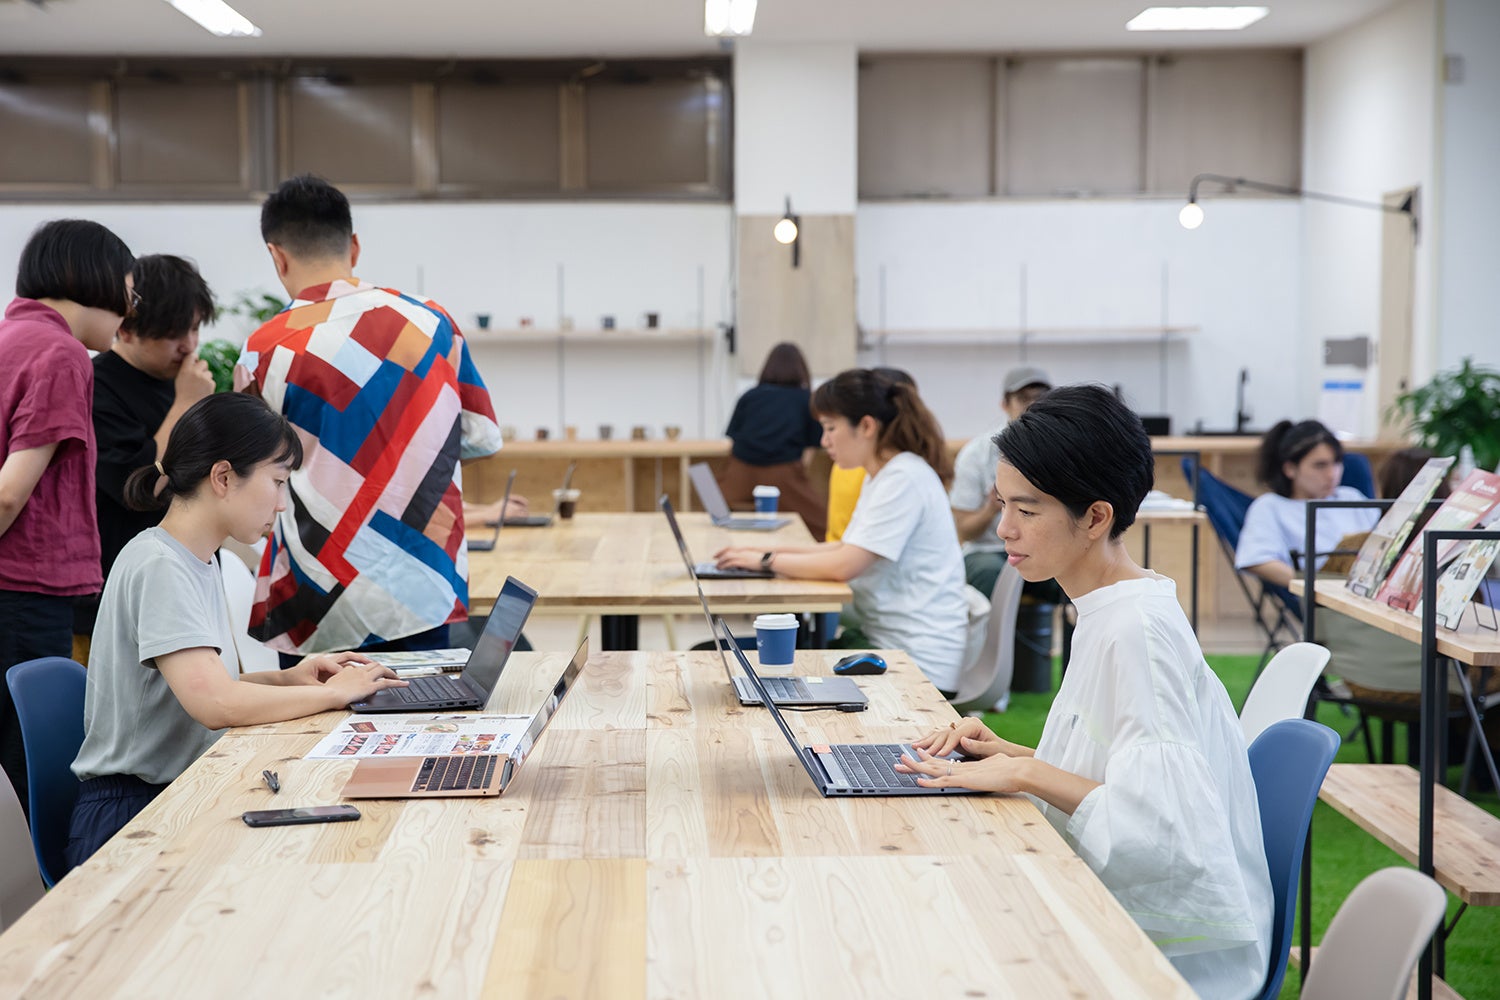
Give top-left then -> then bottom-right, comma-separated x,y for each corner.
0,771 -> 44,930
1300,867 -> 1446,1000
951,562 -> 1025,715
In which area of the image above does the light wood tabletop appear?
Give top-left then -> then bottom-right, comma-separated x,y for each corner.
467,511 -> 851,618
1289,578 -> 1500,666
0,650 -> 1192,999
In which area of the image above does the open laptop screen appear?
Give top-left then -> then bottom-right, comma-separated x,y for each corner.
660,495 -> 738,683
464,576 -> 537,697
688,463 -> 732,521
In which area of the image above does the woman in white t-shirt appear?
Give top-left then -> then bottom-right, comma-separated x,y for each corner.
713,368 -> 969,693
897,385 -> 1272,1000
1234,419 -> 1379,590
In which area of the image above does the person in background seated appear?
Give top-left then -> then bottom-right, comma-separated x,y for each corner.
67,394 -> 405,867
1,219 -> 135,815
235,175 -> 503,664
719,342 -> 827,540
80,255 -> 219,650
1235,419 -> 1378,591
715,368 -> 968,695
897,384 -> 1272,1000
950,365 -> 1051,595
824,366 -> 918,542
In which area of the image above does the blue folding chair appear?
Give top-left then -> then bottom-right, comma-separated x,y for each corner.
5,657 -> 87,887
1247,718 -> 1341,1000
1339,452 -> 1376,499
1182,458 -> 1303,670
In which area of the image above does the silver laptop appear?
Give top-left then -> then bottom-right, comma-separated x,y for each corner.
688,462 -> 791,531
718,618 -> 973,797
660,495 -> 866,710
467,470 -> 518,551
504,462 -> 575,528
342,637 -> 587,799
348,576 -> 537,712
658,493 -> 772,580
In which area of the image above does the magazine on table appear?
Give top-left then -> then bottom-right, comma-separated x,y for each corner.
1415,505 -> 1500,629
362,649 -> 471,673
1374,470 -> 1500,612
304,713 -> 532,760
1345,456 -> 1454,597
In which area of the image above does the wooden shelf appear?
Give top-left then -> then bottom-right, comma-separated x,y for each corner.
1289,580 -> 1500,667
1319,764 -> 1500,906
466,328 -> 711,345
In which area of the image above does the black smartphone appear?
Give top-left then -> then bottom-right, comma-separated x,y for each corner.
241,804 -> 361,827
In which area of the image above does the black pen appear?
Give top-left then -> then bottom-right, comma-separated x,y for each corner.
262,769 -> 280,794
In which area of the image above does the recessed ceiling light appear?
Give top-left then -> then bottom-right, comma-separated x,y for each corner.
705,0 -> 757,37
1126,6 -> 1269,31
164,0 -> 262,38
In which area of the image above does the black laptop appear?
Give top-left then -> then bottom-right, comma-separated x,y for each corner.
718,618 -> 974,797
348,576 -> 537,712
659,494 -> 772,580
659,496 -> 866,710
504,462 -> 576,528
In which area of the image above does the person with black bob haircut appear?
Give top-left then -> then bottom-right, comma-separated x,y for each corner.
1,218 -> 135,814
67,393 -> 406,868
717,341 -> 828,539
715,368 -> 969,694
897,384 -> 1272,1000
86,255 -> 220,631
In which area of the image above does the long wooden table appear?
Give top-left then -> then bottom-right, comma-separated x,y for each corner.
0,650 -> 1191,998
467,512 -> 851,649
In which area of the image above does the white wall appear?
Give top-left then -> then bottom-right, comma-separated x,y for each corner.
1436,0 -> 1500,370
855,199 -> 1304,439
733,41 -> 858,215
1,201 -> 738,437
1303,0 -> 1438,431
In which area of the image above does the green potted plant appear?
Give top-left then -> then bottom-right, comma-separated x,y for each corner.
1388,358 -> 1500,473
195,290 -> 288,393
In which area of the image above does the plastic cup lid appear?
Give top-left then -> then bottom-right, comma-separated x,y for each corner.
753,613 -> 799,629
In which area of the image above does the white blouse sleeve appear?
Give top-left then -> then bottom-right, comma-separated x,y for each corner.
1064,739 -> 1264,956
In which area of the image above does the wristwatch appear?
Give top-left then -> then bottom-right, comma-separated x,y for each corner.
760,551 -> 774,571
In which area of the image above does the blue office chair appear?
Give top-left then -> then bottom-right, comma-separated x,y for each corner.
5,657 -> 87,887
1247,718 -> 1341,1000
1339,451 -> 1376,499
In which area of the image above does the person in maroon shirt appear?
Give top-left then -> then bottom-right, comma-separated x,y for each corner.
0,219 -> 134,815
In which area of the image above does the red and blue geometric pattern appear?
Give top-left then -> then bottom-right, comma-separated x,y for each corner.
237,279 -> 501,654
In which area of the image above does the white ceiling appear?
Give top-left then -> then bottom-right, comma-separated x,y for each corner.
0,0 -> 1402,58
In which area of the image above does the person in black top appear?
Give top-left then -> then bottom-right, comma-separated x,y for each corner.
720,342 -> 827,539
81,255 -> 218,638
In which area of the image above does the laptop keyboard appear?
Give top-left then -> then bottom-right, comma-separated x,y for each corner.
761,676 -> 813,701
411,755 -> 498,792
394,675 -> 468,703
830,744 -> 921,788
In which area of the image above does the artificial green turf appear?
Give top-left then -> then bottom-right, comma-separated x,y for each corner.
982,654 -> 1500,1000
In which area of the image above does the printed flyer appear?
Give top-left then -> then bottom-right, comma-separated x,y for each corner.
304,714 -> 532,760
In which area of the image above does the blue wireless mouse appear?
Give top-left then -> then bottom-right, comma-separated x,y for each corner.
833,652 -> 888,676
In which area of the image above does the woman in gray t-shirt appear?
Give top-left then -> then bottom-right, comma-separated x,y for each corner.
67,394 -> 406,870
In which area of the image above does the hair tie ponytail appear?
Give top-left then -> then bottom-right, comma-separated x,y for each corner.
152,460 -> 169,499
155,460 -> 166,477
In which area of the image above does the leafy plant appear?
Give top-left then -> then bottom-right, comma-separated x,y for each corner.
1388,358 -> 1500,472
227,291 -> 288,324
197,339 -> 240,394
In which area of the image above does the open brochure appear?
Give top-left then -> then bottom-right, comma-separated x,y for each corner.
304,713 -> 532,759
1415,505 -> 1500,629
1374,469 -> 1500,612
1345,456 -> 1454,597
363,648 -> 471,673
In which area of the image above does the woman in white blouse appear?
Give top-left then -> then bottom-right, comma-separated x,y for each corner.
714,368 -> 969,694
898,384 -> 1273,1000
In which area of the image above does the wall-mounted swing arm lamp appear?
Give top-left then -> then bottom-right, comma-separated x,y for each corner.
773,196 -> 801,268
1180,172 -> 1419,242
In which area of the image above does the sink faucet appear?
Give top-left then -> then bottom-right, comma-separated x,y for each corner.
1234,368 -> 1251,434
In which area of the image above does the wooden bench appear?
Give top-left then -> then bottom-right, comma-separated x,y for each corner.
1318,764 -> 1500,906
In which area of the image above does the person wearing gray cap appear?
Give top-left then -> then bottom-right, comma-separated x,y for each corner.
949,366 -> 1051,596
